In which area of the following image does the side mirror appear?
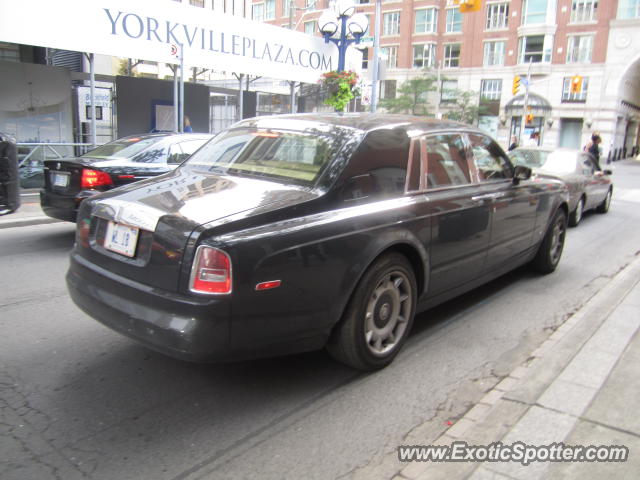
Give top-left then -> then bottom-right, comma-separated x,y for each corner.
603,169 -> 612,176
513,165 -> 532,184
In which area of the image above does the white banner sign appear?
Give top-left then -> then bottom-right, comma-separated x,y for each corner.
0,0 -> 361,83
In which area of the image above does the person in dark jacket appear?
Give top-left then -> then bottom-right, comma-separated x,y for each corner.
586,133 -> 602,170
0,132 -> 20,214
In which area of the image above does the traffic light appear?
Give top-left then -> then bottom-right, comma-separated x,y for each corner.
526,113 -> 534,124
512,76 -> 521,95
459,0 -> 481,13
570,75 -> 583,94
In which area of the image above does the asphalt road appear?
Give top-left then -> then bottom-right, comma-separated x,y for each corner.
2,160 -> 640,480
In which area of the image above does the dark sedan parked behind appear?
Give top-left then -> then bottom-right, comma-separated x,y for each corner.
509,147 -> 612,227
40,133 -> 212,222
67,114 -> 570,370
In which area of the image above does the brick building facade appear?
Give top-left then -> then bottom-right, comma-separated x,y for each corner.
254,0 -> 640,156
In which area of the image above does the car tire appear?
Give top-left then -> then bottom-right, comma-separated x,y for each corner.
568,197 -> 584,227
327,253 -> 417,371
596,189 -> 612,214
531,208 -> 567,274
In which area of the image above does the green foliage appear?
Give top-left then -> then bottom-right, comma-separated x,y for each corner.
320,70 -> 360,112
442,90 -> 488,125
379,71 -> 438,116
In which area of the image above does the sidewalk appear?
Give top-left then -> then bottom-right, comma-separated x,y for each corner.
391,255 -> 640,480
0,190 -> 62,229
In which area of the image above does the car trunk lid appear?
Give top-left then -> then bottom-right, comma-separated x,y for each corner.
77,168 -> 320,292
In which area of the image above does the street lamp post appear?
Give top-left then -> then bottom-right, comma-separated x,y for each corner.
317,0 -> 368,73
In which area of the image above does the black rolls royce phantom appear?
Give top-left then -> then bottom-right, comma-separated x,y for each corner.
67,114 -> 569,370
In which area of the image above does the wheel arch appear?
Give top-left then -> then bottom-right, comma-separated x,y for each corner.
329,236 -> 429,336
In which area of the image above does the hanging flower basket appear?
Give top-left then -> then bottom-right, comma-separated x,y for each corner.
319,70 -> 360,112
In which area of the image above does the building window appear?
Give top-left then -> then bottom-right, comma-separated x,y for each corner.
382,80 -> 397,99
86,106 -> 104,120
415,8 -> 438,33
523,0 -> 547,24
189,0 -> 205,7
617,0 -> 640,18
480,79 -> 502,101
360,47 -> 369,69
413,44 -> 436,68
443,44 -> 461,68
571,0 -> 598,23
486,3 -> 509,29
562,76 -> 589,102
359,0 -> 371,3
264,0 -> 276,19
304,21 -> 315,35
252,3 -> 264,21
0,42 -> 20,62
518,35 -> 551,63
483,41 -> 505,66
566,35 -> 593,62
381,46 -> 398,68
445,8 -> 462,33
441,79 -> 458,103
305,0 -> 315,8
383,12 -> 401,35
283,0 -> 291,18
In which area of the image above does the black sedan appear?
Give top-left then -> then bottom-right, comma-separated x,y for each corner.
509,147 -> 613,227
66,114 -> 569,370
40,133 -> 212,222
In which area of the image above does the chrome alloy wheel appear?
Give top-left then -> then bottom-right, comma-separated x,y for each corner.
574,198 -> 583,224
603,190 -> 611,211
364,271 -> 412,356
549,215 -> 566,266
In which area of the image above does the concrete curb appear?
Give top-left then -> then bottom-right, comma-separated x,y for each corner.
395,254 -> 640,480
0,216 -> 63,229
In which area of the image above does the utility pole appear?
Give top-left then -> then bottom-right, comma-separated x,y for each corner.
519,60 -> 532,147
289,0 -> 297,113
179,44 -> 185,133
371,0 -> 381,113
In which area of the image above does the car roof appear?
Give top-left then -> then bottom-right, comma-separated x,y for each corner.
117,132 -> 212,142
233,113 -> 485,136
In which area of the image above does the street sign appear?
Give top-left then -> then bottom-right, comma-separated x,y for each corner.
361,85 -> 372,105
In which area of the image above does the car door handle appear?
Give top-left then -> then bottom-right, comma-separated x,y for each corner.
472,192 -> 505,202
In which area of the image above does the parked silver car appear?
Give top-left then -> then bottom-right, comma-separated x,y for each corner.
509,147 -> 612,227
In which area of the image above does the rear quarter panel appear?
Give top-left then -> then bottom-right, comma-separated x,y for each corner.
196,196 -> 431,353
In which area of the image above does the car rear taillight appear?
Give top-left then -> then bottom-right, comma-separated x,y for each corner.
81,169 -> 113,188
190,246 -> 232,294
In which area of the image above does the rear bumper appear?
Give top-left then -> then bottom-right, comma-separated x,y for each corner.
40,190 -> 80,222
67,252 -> 231,362
40,189 -> 106,222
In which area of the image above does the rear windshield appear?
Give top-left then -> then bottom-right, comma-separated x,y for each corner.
182,128 -> 338,186
510,150 -> 577,175
82,137 -> 164,160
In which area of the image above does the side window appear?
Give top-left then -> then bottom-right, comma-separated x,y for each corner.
131,146 -> 168,164
424,134 -> 471,188
468,133 -> 513,182
168,140 -> 205,164
167,144 -> 185,165
340,129 -> 409,201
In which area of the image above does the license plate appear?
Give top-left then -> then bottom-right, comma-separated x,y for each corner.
104,221 -> 139,257
51,171 -> 70,187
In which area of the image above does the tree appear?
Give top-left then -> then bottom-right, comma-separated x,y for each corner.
442,89 -> 488,125
117,58 -> 142,76
379,71 -> 438,116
